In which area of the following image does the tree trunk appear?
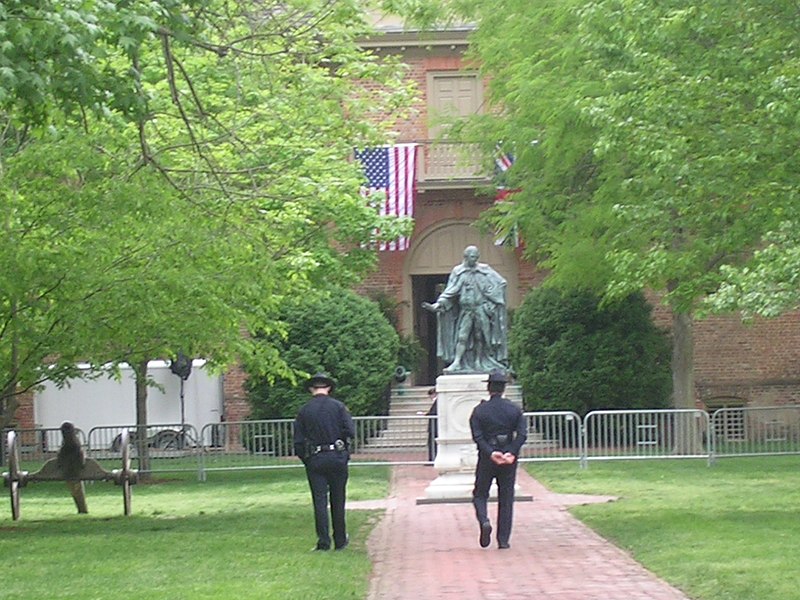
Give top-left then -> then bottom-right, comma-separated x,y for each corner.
1,298 -> 20,465
132,358 -> 151,479
671,310 -> 695,409
671,310 -> 701,454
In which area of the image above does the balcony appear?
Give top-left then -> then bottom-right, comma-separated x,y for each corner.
415,141 -> 490,189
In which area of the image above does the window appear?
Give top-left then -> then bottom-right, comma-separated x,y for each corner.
424,72 -> 483,180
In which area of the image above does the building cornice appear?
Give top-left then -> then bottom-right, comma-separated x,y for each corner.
359,27 -> 474,50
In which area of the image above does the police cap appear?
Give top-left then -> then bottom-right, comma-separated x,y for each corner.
308,372 -> 336,389
483,369 -> 509,383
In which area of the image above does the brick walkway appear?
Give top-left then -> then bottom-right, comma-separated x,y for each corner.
353,465 -> 692,600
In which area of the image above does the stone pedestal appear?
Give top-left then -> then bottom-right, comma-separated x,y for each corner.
422,373 -> 486,501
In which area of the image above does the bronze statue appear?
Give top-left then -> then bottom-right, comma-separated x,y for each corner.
422,245 -> 508,374
56,421 -> 88,513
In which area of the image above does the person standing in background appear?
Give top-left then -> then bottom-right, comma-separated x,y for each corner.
421,387 -> 438,463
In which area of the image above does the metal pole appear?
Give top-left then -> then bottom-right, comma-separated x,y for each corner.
180,378 -> 186,431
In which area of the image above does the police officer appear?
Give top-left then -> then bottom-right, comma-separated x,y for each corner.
293,372 -> 356,551
469,369 -> 527,549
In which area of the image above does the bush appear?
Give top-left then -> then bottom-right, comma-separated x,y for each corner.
246,287 -> 399,419
509,288 -> 672,415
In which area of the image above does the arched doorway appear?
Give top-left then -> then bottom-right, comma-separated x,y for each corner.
403,221 -> 519,385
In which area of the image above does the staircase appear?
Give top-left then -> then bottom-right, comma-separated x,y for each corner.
360,383 -> 525,452
360,385 -> 433,451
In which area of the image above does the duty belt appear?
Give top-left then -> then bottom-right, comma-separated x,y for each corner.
314,439 -> 347,453
489,433 -> 512,446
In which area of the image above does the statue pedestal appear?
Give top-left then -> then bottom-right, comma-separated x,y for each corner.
421,374 -> 486,501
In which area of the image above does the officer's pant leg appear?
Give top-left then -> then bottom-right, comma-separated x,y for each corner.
495,463 -> 518,544
305,461 -> 331,549
472,457 -> 493,525
329,458 -> 349,548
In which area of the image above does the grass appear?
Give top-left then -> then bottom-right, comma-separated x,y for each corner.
1,466 -> 389,600
526,457 -> 800,600
5,457 -> 800,600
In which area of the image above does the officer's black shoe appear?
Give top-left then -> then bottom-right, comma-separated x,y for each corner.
498,542 -> 511,550
334,535 -> 350,551
479,521 -> 492,548
313,544 -> 331,552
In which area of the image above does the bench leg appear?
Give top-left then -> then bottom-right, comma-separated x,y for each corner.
9,479 -> 20,521
66,480 -> 88,514
123,479 -> 132,516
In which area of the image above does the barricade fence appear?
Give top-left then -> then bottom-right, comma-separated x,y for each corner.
519,412 -> 583,463
710,406 -> 800,460
5,406 -> 800,477
583,409 -> 710,466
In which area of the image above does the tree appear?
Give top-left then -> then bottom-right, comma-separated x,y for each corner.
246,287 -> 399,419
510,288 -> 671,416
0,0 -> 427,434
453,1 -> 800,444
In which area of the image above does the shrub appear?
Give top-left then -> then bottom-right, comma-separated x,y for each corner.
246,287 -> 399,419
509,288 -> 672,415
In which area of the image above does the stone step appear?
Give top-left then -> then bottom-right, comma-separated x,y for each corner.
364,383 -> 527,450
390,384 -> 523,403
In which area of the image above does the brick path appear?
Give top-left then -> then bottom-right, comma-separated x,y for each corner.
353,465 -> 692,600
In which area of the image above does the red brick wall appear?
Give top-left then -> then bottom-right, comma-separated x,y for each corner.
649,300 -> 800,407
693,312 -> 800,407
13,390 -> 35,429
222,363 -> 251,422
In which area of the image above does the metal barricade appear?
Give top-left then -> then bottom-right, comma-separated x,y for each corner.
87,424 -> 202,475
351,415 -> 430,464
17,406 -> 800,481
583,409 -> 710,466
198,415 -> 432,479
2,427 -> 85,466
711,406 -> 800,459
199,419 -> 297,480
518,411 -> 583,463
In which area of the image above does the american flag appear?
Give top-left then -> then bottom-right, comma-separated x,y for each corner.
355,143 -> 418,251
494,146 -> 520,247
495,145 -> 514,174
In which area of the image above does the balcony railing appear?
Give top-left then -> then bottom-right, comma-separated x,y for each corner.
415,141 -> 489,187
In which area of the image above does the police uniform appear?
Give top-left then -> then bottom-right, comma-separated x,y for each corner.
293,373 -> 356,551
469,370 -> 527,549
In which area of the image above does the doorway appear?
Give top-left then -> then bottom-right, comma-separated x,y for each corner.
402,220 -> 520,385
412,274 -> 449,386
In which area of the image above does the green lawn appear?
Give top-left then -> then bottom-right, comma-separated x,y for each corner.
527,457 -> 800,600
4,458 -> 800,600
1,466 -> 389,600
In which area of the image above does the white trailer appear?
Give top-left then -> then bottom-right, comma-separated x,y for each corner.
34,360 -> 224,436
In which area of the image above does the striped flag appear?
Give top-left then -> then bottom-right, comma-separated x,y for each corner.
355,144 -> 418,251
495,145 -> 514,174
494,188 -> 521,248
494,145 -> 520,247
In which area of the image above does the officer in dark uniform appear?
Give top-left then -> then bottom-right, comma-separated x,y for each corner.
469,369 -> 527,549
293,372 -> 356,551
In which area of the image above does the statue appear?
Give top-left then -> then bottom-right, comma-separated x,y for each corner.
56,421 -> 88,513
422,245 -> 509,374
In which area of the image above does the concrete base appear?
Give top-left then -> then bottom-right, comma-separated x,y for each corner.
421,374 -> 486,501
419,373 -> 526,504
